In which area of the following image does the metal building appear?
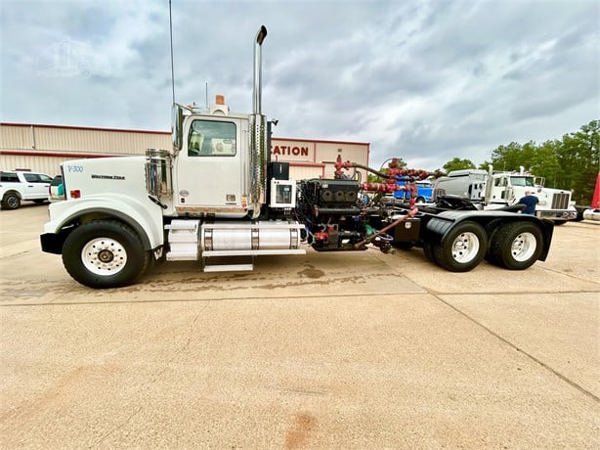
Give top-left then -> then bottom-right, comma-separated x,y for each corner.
0,123 -> 369,180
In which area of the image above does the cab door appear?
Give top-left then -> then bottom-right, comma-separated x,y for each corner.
175,117 -> 247,214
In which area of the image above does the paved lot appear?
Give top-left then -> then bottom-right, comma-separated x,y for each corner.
1,204 -> 599,449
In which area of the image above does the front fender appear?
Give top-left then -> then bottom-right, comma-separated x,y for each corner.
43,194 -> 164,250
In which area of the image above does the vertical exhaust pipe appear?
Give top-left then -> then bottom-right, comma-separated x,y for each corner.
253,25 -> 268,115
249,26 -> 268,219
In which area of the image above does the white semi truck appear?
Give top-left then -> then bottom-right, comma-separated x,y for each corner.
433,168 -> 577,224
40,27 -> 555,288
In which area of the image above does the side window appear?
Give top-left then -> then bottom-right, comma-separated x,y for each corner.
188,120 -> 236,157
0,172 -> 19,182
39,174 -> 53,183
23,173 -> 42,183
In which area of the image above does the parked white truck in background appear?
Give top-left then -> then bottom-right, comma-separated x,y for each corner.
433,167 -> 577,224
0,170 -> 53,210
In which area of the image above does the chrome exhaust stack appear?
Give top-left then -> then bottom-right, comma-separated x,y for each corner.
253,25 -> 268,115
249,26 -> 268,219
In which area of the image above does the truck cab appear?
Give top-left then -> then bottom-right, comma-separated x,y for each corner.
487,172 -> 576,221
488,173 -> 536,204
172,100 -> 252,218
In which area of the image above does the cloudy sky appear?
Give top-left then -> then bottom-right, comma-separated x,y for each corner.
1,0 -> 598,170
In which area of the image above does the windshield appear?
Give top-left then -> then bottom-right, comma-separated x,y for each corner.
510,176 -> 534,187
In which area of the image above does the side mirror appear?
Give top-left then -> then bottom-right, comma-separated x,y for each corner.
172,104 -> 184,153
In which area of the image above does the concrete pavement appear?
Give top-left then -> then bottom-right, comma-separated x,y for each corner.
1,205 -> 599,448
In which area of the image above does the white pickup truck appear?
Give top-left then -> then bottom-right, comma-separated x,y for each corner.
0,170 -> 53,210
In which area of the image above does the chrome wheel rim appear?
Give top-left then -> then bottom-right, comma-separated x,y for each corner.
451,232 -> 480,263
81,237 -> 127,276
511,232 -> 536,262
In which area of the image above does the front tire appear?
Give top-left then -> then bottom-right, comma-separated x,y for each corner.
489,222 -> 543,270
62,220 -> 150,288
432,221 -> 487,272
1,192 -> 21,210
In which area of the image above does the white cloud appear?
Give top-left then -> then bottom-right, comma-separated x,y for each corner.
1,0 -> 598,170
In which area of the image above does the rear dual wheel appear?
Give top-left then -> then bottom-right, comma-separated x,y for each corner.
489,222 -> 543,270
422,241 -> 436,263
432,221 -> 487,272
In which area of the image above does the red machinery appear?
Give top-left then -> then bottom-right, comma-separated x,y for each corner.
333,155 -> 431,209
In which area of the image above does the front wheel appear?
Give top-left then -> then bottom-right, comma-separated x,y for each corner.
489,222 -> 543,270
432,221 -> 487,272
62,220 -> 150,288
1,192 -> 21,210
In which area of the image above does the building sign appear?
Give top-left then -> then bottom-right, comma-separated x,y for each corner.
271,139 -> 314,162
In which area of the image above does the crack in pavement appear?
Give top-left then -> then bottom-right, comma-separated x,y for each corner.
428,292 -> 600,404
90,308 -> 205,446
538,265 -> 600,285
1,289 -> 598,308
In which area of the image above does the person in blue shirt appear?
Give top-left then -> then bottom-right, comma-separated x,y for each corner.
518,190 -> 539,215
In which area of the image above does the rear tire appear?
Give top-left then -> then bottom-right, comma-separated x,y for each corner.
432,221 -> 487,272
33,199 -> 47,205
1,192 -> 21,210
489,222 -> 543,270
62,220 -> 150,288
422,241 -> 437,263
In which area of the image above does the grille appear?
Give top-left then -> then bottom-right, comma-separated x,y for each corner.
551,192 -> 570,209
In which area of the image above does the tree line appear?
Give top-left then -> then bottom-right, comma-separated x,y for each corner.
441,120 -> 600,205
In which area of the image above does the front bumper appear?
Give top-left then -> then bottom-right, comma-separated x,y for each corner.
40,229 -> 71,254
537,210 -> 577,220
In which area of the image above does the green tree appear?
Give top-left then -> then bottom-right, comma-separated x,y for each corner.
478,161 -> 491,171
530,140 -> 560,187
556,120 -> 599,204
487,120 -> 599,204
442,157 -> 476,173
491,142 -> 523,171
